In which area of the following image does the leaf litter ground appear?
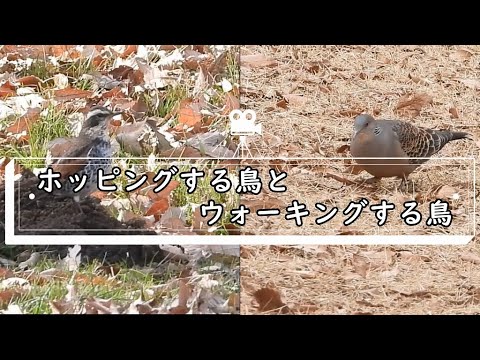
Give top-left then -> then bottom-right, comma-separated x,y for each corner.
240,45 -> 480,314
0,45 -> 240,314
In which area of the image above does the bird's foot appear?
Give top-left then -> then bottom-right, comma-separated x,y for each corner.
72,196 -> 85,215
397,177 -> 413,192
364,177 -> 382,184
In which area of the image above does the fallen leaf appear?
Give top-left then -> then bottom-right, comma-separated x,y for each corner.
222,92 -> 240,115
146,179 -> 179,201
168,305 -> 190,314
0,289 -> 22,306
228,293 -> 240,309
276,98 -> 288,109
0,268 -> 14,279
435,185 -> 459,201
16,75 -> 41,87
60,245 -> 81,271
0,84 -> 16,98
449,107 -> 459,119
121,45 -> 137,58
450,49 -> 473,61
253,287 -> 290,313
352,254 -> 370,278
336,144 -> 350,154
178,99 -> 202,126
461,253 -> 480,265
178,278 -> 192,308
241,54 -> 277,68
337,227 -> 364,235
394,93 -> 433,118
145,198 -> 169,220
306,62 -> 321,74
4,107 -> 41,141
54,88 -> 93,102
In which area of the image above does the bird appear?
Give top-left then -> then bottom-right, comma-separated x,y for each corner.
349,114 -> 471,186
46,106 -> 122,212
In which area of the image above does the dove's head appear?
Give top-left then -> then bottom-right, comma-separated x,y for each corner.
353,114 -> 376,138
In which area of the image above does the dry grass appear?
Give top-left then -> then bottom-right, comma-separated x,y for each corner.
240,45 -> 480,314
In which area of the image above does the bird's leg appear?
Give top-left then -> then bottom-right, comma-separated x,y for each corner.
397,175 -> 410,192
364,176 -> 382,184
72,195 -> 84,215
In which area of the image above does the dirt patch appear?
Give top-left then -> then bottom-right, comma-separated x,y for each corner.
0,170 -> 168,265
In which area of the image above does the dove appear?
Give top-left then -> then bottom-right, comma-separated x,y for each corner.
350,114 -> 471,185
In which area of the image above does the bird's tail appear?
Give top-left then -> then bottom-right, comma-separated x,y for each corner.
449,131 -> 472,141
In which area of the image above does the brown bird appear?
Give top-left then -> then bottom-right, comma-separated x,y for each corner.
45,106 -> 122,211
350,114 -> 471,185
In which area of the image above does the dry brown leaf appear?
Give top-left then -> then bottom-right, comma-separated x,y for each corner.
54,88 -> 93,102
169,305 -> 190,314
253,287 -> 290,313
178,99 -> 202,126
336,144 -> 350,154
337,227 -> 365,235
352,254 -> 370,278
145,198 -> 169,220
0,267 -> 15,280
146,179 -> 179,201
394,93 -> 433,118
16,75 -> 41,87
222,92 -> 240,115
449,107 -> 459,119
0,289 -> 23,306
178,278 -> 192,308
228,293 -> 240,309
0,85 -> 16,98
435,185 -> 458,201
121,45 -> 137,58
456,78 -> 480,90
276,98 -> 288,109
5,107 -> 42,143
306,62 -> 321,74
450,49 -> 473,62
241,54 -> 277,68
460,253 -> 480,265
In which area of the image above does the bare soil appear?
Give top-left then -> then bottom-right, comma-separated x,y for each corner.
0,170 -> 168,265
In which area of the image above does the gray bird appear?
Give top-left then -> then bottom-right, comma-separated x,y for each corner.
350,114 -> 471,185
